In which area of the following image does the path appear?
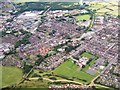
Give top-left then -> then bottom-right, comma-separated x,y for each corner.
28,77 -> 83,85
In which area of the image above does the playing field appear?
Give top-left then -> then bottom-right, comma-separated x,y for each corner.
81,52 -> 93,59
53,60 -> 94,83
1,66 -> 23,88
76,14 -> 91,22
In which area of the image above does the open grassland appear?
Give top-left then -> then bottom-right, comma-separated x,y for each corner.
18,80 -> 49,89
1,66 -> 23,88
76,14 -> 91,22
53,60 -> 94,84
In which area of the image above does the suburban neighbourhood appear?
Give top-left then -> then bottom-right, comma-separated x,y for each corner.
0,0 -> 119,90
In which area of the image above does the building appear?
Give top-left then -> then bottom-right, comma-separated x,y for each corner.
95,16 -> 104,25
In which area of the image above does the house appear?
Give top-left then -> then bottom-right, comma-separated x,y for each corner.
95,16 -> 104,25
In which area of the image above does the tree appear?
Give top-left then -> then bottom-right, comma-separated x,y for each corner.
4,49 -> 16,55
15,33 -> 31,48
49,77 -> 57,80
82,65 -> 85,68
81,38 -> 85,41
38,77 -> 43,81
23,62 -> 33,74
0,31 -> 7,37
6,18 -> 13,22
32,73 -> 41,77
83,19 -> 86,22
35,55 -> 44,65
90,16 -> 93,20
118,15 -> 120,18
65,45 -> 74,53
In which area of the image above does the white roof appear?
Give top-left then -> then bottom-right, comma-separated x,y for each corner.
0,54 -> 5,59
99,66 -> 105,69
24,13 -> 37,17
18,12 -> 38,19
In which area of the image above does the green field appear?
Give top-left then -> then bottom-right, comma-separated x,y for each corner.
81,52 -> 93,59
53,60 -> 94,84
96,8 -> 111,13
89,3 -> 104,10
76,14 -> 91,22
94,84 -> 114,90
18,80 -> 49,89
1,66 -> 23,88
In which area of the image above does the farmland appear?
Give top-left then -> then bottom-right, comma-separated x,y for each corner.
89,1 -> 118,16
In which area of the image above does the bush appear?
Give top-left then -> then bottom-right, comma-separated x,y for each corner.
45,74 -> 52,77
49,77 -> 57,80
39,71 -> 43,73
38,77 -> 43,81
32,73 -> 41,77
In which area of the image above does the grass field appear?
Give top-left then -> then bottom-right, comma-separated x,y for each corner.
1,66 -> 23,88
53,60 -> 94,84
18,80 -> 49,89
95,84 -> 114,90
76,14 -> 91,22
81,52 -> 93,59
96,8 -> 111,13
89,4 -> 104,10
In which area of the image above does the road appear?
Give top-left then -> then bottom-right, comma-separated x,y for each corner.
89,55 -> 118,86
42,7 -> 51,15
